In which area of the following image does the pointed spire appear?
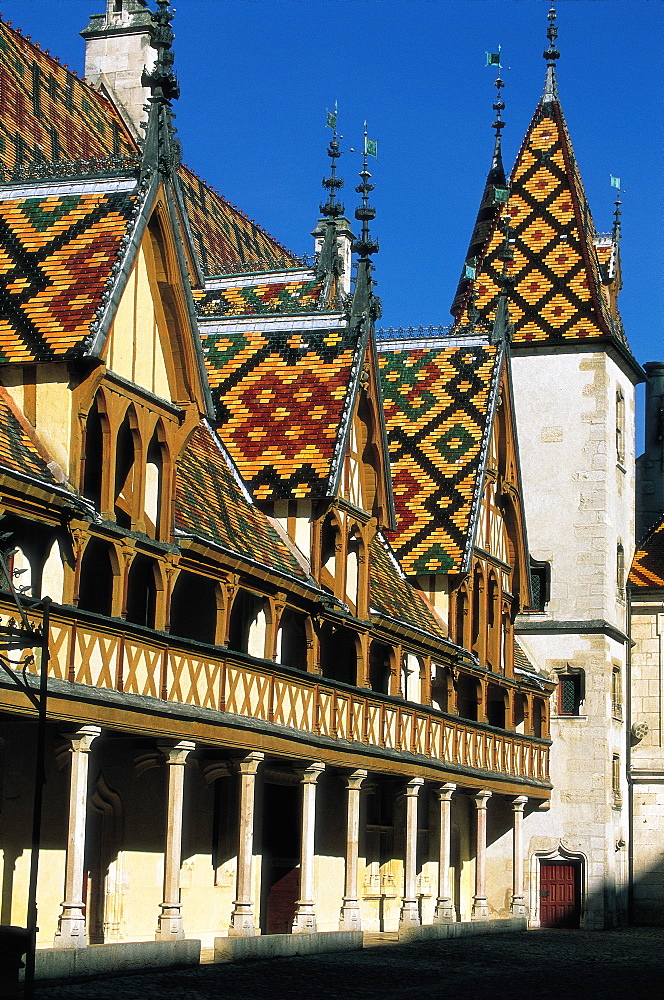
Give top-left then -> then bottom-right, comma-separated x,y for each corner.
321,104 -> 344,221
491,214 -> 514,345
140,0 -> 181,178
314,106 -> 346,305
350,123 -> 381,332
450,54 -> 509,320
543,5 -> 560,103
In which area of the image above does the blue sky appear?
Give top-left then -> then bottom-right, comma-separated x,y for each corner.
1,0 -> 662,434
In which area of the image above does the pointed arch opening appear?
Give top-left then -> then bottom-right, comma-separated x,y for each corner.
369,640 -> 392,695
78,538 -> 116,617
125,554 -> 158,628
114,406 -> 138,529
319,622 -> 357,686
319,512 -> 341,596
145,422 -> 167,540
83,391 -> 106,511
276,608 -> 308,671
169,571 -> 220,645
228,590 -> 268,658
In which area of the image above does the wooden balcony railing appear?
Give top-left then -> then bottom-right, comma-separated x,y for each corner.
2,602 -> 549,785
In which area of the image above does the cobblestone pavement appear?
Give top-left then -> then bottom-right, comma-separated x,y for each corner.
34,929 -> 663,1000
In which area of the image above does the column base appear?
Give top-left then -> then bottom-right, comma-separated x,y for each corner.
510,897 -> 527,917
292,903 -> 316,934
471,898 -> 490,921
339,902 -> 362,932
53,914 -> 88,949
399,900 -> 421,928
155,908 -> 185,941
228,904 -> 256,938
433,900 -> 455,923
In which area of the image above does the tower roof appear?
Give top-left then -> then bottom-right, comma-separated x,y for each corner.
452,10 -> 631,358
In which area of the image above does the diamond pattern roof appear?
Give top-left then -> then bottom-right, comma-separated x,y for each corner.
0,19 -> 136,177
454,99 -> 626,349
195,277 -> 325,317
370,533 -> 446,639
175,422 -> 308,580
201,322 -> 360,502
379,341 -> 499,575
0,191 -> 136,361
629,516 -> 664,589
178,166 -> 300,278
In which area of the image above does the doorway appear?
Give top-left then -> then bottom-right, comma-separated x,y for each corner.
260,781 -> 300,934
539,861 -> 581,927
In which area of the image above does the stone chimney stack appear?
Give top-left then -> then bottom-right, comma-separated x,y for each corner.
636,361 -> 664,539
81,0 -> 155,139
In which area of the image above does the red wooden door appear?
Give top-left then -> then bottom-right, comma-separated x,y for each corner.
540,862 -> 580,928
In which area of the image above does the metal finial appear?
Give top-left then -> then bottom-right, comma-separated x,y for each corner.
543,5 -> 560,102
143,0 -> 179,103
353,122 -> 379,260
321,102 -> 344,219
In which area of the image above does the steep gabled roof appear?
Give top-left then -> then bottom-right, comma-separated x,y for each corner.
378,336 -> 500,575
629,515 -> 664,590
201,317 -> 362,502
177,165 -> 300,278
0,18 -> 137,177
453,97 -> 629,352
0,186 -> 137,361
175,421 -> 310,581
370,532 -> 447,639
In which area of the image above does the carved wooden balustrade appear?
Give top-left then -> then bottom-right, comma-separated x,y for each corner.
2,602 -> 549,784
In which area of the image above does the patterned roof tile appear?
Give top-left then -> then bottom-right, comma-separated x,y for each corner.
0,191 -> 136,361
195,277 -> 324,317
178,165 -> 300,278
202,322 -> 360,501
629,515 -> 664,589
370,533 -> 446,639
0,19 -> 137,178
453,99 -> 627,349
0,388 -> 56,484
379,342 -> 499,575
175,422 -> 308,580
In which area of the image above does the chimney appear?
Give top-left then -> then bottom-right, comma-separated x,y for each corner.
636,361 -> 664,539
81,0 -> 155,139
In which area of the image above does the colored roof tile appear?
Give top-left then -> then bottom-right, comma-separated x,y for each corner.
379,341 -> 499,575
0,19 -> 137,179
201,322 -> 360,501
629,516 -> 664,589
453,99 -> 627,349
0,191 -> 136,361
178,165 -> 300,278
175,421 -> 308,580
0,389 -> 56,484
195,277 -> 325,317
370,533 -> 446,639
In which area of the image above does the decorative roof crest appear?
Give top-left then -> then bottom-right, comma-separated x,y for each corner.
543,5 -> 560,103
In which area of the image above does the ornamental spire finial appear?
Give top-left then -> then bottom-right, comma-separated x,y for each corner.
321,102 -> 344,220
349,123 -> 381,330
543,5 -> 560,102
489,46 -> 506,169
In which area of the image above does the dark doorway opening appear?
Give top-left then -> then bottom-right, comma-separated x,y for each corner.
260,781 -> 300,935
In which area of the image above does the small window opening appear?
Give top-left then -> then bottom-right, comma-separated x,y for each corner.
369,641 -> 392,695
276,608 -> 308,671
529,559 -> 550,612
125,555 -> 157,628
558,673 -> 583,716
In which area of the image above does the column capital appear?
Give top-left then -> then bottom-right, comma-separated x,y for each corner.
345,768 -> 367,790
159,740 -> 195,766
237,751 -> 264,776
405,776 -> 424,795
436,782 -> 456,802
66,725 -> 102,755
300,761 -> 326,783
512,795 -> 528,811
474,789 -> 492,809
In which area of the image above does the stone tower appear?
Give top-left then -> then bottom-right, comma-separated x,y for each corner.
452,8 -> 643,928
81,0 -> 155,138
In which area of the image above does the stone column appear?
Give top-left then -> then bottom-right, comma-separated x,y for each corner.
229,752 -> 264,937
471,789 -> 492,920
510,795 -> 528,917
339,769 -> 367,931
292,762 -> 325,933
155,741 -> 195,941
399,776 -> 424,928
433,782 -> 456,922
54,726 -> 102,948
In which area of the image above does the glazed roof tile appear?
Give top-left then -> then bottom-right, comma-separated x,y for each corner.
0,19 -> 137,178
0,389 -> 56,484
454,99 -> 627,349
201,322 -> 360,502
370,533 -> 446,639
195,277 -> 325,317
0,190 -> 136,361
178,166 -> 300,278
175,421 -> 308,580
629,515 -> 664,589
379,341 -> 499,575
